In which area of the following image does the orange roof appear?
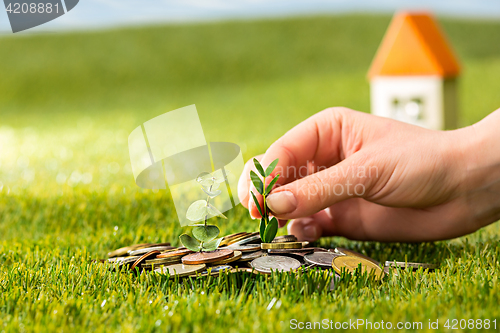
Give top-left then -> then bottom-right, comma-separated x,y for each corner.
368,12 -> 460,79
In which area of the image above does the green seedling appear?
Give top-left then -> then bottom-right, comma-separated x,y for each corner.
250,158 -> 280,243
179,170 -> 228,252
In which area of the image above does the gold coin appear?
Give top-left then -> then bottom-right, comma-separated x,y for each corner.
219,232 -> 249,246
261,242 -> 303,250
155,263 -> 206,278
332,255 -> 384,279
146,257 -> 182,265
335,247 -> 380,266
208,251 -> 242,266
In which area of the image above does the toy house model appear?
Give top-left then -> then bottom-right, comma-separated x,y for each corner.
368,12 -> 461,130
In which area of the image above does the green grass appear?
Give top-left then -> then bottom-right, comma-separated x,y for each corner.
1,14 -> 500,332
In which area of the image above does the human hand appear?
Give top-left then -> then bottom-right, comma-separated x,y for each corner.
238,107 -> 500,242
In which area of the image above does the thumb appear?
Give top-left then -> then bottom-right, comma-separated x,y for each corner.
266,153 -> 370,219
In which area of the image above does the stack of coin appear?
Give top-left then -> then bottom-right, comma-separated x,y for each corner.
101,237 -> 440,280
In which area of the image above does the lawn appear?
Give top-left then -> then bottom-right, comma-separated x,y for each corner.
0,14 -> 500,332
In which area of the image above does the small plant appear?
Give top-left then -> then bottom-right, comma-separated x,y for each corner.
249,158 -> 280,243
179,170 -> 228,252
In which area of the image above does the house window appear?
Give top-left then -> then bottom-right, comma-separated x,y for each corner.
404,98 -> 423,121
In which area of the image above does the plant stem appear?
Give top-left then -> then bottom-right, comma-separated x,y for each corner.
262,177 -> 267,224
204,184 -> 213,227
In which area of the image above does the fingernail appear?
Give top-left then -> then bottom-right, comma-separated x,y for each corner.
266,191 -> 297,215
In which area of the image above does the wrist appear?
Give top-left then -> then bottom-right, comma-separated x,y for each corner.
453,109 -> 500,229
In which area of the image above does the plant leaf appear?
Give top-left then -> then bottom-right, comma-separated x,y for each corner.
186,200 -> 208,221
196,172 -> 215,187
253,158 -> 266,177
265,174 -> 280,195
250,171 -> 263,194
250,191 -> 263,217
207,203 -> 227,219
264,217 -> 278,243
201,237 -> 223,252
265,158 -> 279,177
179,234 -> 200,252
259,217 -> 266,242
212,169 -> 229,184
192,225 -> 220,242
202,187 -> 221,198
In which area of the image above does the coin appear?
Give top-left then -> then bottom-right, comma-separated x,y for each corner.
335,247 -> 380,266
261,242 -> 303,250
239,250 -> 267,262
141,260 -> 180,270
250,255 -> 302,274
128,246 -> 176,256
384,261 -> 440,270
209,251 -> 242,266
226,244 -> 261,252
110,256 -> 140,267
107,243 -> 152,258
156,248 -> 193,259
304,252 -> 342,267
182,249 -> 234,265
219,232 -> 249,246
146,257 -> 182,265
226,234 -> 254,246
200,265 -> 233,275
228,235 -> 262,246
267,248 -> 314,255
155,263 -> 206,277
130,250 -> 161,271
332,255 -> 384,279
272,235 -> 298,243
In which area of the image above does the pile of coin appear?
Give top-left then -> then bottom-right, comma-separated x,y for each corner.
103,234 -> 440,279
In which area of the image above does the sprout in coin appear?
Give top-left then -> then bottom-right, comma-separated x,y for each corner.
179,169 -> 229,252
250,158 -> 280,243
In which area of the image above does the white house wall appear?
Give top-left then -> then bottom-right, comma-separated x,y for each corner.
370,76 -> 444,130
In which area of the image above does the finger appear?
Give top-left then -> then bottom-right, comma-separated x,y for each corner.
287,210 -> 333,242
266,152 -> 370,219
257,108 -> 352,187
237,154 -> 264,208
305,198 -> 473,242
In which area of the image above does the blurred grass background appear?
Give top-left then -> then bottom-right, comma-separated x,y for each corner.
1,14 -> 500,332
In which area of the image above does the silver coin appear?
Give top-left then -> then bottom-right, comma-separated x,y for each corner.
225,244 -> 261,252
112,256 -> 140,266
239,250 -> 267,262
250,255 -> 301,274
304,252 -> 342,267
128,246 -> 175,256
384,261 -> 439,270
229,235 -> 262,246
272,235 -> 298,243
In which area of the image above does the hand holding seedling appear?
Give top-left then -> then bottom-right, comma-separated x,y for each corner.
238,107 -> 500,243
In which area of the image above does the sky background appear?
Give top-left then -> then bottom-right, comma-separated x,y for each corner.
1,0 -> 500,34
